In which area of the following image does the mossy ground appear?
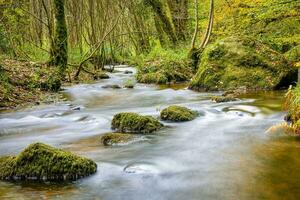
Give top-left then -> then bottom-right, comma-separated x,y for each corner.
284,84 -> 300,134
132,47 -> 193,85
111,112 -> 163,134
190,0 -> 299,91
0,59 -> 66,109
0,143 -> 97,181
160,105 -> 198,122
101,133 -> 135,146
0,58 -> 109,110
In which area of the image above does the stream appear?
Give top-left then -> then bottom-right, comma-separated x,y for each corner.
0,66 -> 299,200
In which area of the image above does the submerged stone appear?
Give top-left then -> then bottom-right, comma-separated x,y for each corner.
102,84 -> 121,89
124,70 -> 133,74
211,95 -> 238,103
101,133 -> 134,146
0,143 -> 97,181
160,105 -> 198,122
111,112 -> 163,134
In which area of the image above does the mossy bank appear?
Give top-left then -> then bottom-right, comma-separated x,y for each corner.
0,143 -> 97,181
190,37 -> 297,91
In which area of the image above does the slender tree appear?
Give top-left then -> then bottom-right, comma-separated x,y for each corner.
50,0 -> 68,77
189,0 -> 214,71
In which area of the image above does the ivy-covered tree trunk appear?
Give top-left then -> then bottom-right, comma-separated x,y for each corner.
50,0 -> 68,77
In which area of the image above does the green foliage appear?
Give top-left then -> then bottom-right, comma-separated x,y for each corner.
101,133 -> 134,146
160,105 -> 198,122
0,25 -> 10,53
190,36 -> 297,91
214,0 -> 300,51
134,46 -> 193,84
112,112 -> 163,134
123,79 -> 135,88
0,143 -> 97,181
284,84 -> 300,134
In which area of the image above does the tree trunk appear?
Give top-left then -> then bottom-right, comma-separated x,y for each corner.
50,0 -> 68,77
166,0 -> 188,41
145,0 -> 177,45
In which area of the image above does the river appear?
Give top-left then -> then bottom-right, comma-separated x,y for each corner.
0,66 -> 299,200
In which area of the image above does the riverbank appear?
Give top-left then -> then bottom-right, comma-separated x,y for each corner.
0,58 -> 111,111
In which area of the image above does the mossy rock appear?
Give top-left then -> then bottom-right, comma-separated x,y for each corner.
111,112 -> 163,134
211,96 -> 237,103
101,133 -> 134,146
160,105 -> 198,122
102,84 -> 121,89
94,72 -> 110,80
190,37 -> 297,91
0,143 -> 97,181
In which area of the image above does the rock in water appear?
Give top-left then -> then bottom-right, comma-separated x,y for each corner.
211,95 -> 238,103
124,70 -> 133,74
111,112 -> 163,134
101,133 -> 134,146
0,143 -> 97,181
102,84 -> 121,89
160,105 -> 198,122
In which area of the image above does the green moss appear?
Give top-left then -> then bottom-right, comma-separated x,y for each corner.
111,112 -> 163,134
190,37 -> 297,91
211,96 -> 237,103
0,143 -> 97,181
285,84 -> 300,122
101,133 -> 134,146
160,105 -> 198,122
136,60 -> 192,84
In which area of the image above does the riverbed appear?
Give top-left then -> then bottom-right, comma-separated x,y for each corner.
0,66 -> 299,200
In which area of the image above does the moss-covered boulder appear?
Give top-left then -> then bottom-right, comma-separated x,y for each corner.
160,105 -> 198,122
211,96 -> 237,103
101,133 -> 135,146
0,143 -> 97,181
111,112 -> 163,134
190,37 -> 297,91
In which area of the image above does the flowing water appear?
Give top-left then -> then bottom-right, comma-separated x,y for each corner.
0,66 -> 299,200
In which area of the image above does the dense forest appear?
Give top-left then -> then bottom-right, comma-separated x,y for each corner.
0,0 -> 300,199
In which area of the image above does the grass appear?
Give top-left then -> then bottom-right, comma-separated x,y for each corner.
284,84 -> 300,134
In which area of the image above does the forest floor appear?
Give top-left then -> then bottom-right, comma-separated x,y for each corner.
0,59 -> 67,111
